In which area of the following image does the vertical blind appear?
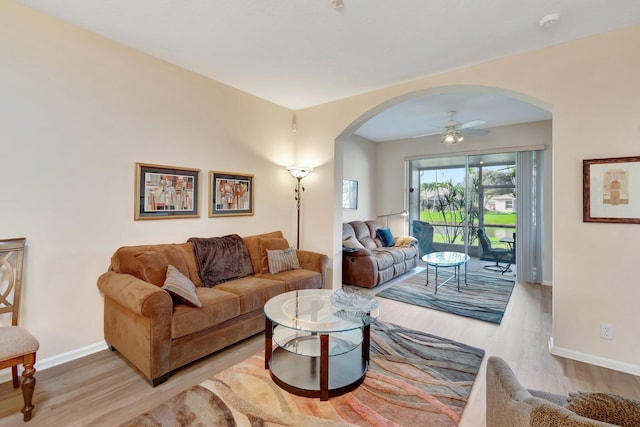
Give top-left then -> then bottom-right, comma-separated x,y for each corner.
516,150 -> 544,283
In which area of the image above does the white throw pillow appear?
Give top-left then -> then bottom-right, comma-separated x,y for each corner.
343,235 -> 365,249
267,248 -> 301,274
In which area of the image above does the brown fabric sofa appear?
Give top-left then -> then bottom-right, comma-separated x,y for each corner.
486,355 -> 640,426
97,230 -> 328,386
342,220 -> 418,288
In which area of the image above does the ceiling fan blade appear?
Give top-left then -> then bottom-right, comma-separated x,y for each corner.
410,130 -> 443,138
460,120 -> 486,129
461,128 -> 490,136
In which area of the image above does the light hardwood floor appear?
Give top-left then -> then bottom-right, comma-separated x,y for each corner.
2,270 -> 640,426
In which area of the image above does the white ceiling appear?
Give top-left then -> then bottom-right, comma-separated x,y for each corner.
14,0 -> 640,140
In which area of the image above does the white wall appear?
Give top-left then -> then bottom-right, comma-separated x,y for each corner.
296,25 -> 640,374
0,2 -> 298,370
342,134 -> 375,223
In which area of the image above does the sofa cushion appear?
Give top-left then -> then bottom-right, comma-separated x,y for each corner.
134,246 -> 192,287
110,242 -> 202,287
171,288 -> 240,339
267,248 -> 300,274
257,237 -> 290,273
243,231 -> 284,274
163,265 -> 202,307
564,392 -> 640,427
376,227 -> 395,247
370,249 -> 395,270
255,269 -> 323,292
214,276 -> 286,314
350,221 -> 378,249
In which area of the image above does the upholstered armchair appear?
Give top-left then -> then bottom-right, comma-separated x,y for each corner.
0,237 -> 39,422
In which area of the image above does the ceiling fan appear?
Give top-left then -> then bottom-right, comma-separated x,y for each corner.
417,111 -> 490,144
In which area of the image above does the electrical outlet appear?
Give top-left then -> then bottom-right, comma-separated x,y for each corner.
601,323 -> 613,340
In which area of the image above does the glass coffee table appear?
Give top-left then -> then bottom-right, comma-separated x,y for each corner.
422,251 -> 470,294
264,289 -> 379,400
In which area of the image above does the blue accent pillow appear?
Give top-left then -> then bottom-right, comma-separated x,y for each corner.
376,228 -> 395,247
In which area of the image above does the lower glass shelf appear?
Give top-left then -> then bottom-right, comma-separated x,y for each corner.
272,326 -> 362,357
269,344 -> 368,396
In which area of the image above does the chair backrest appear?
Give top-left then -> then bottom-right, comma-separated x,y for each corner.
0,237 -> 26,327
477,228 -> 492,253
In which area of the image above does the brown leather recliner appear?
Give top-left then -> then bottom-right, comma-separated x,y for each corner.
342,220 -> 418,288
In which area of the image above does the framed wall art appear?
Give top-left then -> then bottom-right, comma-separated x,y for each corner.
209,171 -> 254,217
583,156 -> 640,224
342,179 -> 358,209
135,163 -> 200,220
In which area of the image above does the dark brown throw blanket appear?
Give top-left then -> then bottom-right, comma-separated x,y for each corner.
188,234 -> 253,286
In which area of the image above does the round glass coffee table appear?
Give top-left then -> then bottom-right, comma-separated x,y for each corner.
264,289 -> 379,400
422,251 -> 470,293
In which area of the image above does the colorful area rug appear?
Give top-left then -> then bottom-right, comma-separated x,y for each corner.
122,320 -> 484,426
377,270 -> 515,324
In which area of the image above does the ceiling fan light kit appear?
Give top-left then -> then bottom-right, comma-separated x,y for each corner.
441,130 -> 464,144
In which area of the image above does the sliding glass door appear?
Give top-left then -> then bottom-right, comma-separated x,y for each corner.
409,150 -> 542,282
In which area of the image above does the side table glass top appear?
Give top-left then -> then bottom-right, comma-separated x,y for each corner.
422,251 -> 470,267
264,289 -> 379,333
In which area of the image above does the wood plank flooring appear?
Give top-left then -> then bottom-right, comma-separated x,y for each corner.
2,271 -> 640,426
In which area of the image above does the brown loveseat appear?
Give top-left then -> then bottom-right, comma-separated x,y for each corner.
342,220 -> 418,288
97,231 -> 328,386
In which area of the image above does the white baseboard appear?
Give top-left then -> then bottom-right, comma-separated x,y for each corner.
0,341 -> 108,384
548,336 -> 640,376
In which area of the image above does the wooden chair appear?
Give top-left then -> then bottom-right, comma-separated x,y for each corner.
0,238 -> 39,422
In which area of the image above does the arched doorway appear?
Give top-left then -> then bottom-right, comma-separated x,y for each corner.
335,85 -> 552,286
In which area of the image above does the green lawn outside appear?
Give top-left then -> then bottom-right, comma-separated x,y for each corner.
420,211 -> 516,226
420,210 -> 515,245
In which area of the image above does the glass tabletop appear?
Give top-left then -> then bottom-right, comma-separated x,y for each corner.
264,289 -> 379,333
422,251 -> 470,267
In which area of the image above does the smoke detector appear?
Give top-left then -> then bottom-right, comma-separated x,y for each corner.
539,13 -> 560,29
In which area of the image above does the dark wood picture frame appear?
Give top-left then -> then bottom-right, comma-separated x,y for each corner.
209,171 -> 254,217
583,156 -> 640,224
135,162 -> 200,220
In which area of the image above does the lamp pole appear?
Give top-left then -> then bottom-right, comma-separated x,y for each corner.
287,166 -> 313,249
294,176 -> 303,249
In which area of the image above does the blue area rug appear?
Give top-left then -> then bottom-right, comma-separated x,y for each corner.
377,270 -> 515,324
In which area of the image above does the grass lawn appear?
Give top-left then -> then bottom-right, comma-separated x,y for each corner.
420,210 -> 515,245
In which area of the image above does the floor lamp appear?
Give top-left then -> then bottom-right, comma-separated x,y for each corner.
378,210 -> 408,227
287,166 -> 313,249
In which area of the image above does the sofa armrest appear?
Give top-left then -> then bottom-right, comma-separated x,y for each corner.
296,250 -> 329,285
342,252 -> 378,288
296,250 -> 328,273
97,271 -> 172,317
97,271 -> 173,385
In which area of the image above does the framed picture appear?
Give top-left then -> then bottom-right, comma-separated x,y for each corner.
209,171 -> 254,217
135,163 -> 200,220
343,179 -> 358,209
583,156 -> 640,223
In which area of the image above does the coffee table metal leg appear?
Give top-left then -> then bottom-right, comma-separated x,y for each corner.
320,334 -> 329,401
464,261 -> 468,285
425,263 -> 429,285
435,265 -> 439,294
